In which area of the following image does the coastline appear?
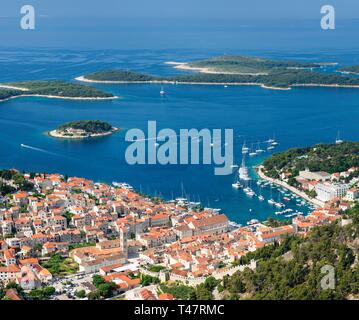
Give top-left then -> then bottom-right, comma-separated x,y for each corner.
0,93 -> 119,104
165,62 -> 269,76
255,165 -> 325,208
292,83 -> 359,89
48,127 -> 119,139
260,84 -> 291,91
0,84 -> 30,91
338,70 -> 359,76
76,75 -> 359,91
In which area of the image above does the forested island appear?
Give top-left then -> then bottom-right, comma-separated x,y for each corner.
78,55 -> 359,90
262,141 -> 359,180
177,55 -> 322,74
338,65 -> 359,75
49,120 -> 119,139
0,80 -> 117,102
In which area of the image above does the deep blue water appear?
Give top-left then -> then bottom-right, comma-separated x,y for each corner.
1,19 -> 359,224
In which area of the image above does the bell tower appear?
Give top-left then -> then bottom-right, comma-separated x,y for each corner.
120,225 -> 128,259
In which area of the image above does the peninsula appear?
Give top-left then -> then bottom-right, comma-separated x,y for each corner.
49,120 -> 119,139
77,55 -> 359,90
337,65 -> 359,75
0,80 -> 117,103
258,141 -> 359,206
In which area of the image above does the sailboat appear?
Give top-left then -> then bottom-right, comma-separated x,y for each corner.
232,171 -> 242,189
267,137 -> 275,144
239,155 -> 251,181
242,141 -> 249,154
335,131 -> 343,144
267,140 -> 275,151
267,135 -> 278,147
258,185 -> 264,201
255,141 -> 265,154
267,186 -> 275,205
271,135 -> 279,146
160,86 -> 166,96
275,193 -> 285,208
230,155 -> 239,169
244,181 -> 255,197
249,143 -> 257,157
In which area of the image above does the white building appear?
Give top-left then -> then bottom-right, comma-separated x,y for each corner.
315,183 -> 349,202
345,188 -> 359,201
299,170 -> 331,181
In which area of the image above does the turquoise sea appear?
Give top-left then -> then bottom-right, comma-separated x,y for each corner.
1,20 -> 359,224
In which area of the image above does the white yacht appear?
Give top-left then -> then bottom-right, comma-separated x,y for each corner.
232,172 -> 242,189
268,198 -> 276,205
247,219 -> 259,225
232,182 -> 241,189
242,141 -> 249,154
239,156 -> 251,181
274,193 -> 285,208
246,190 -> 255,197
249,144 -> 257,157
335,131 -> 343,144
275,202 -> 285,208
255,141 -> 265,154
258,186 -> 264,201
267,186 -> 275,204
112,182 -> 134,190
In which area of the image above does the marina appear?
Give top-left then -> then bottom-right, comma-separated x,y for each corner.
0,49 -> 358,226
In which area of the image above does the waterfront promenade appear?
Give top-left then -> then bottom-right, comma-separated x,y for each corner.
256,165 -> 325,208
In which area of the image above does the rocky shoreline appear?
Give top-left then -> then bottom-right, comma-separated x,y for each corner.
76,75 -> 359,91
48,127 -> 119,139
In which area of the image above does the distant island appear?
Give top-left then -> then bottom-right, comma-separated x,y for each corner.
49,120 -> 119,139
337,65 -> 359,75
167,55 -> 322,74
77,55 -> 359,90
0,80 -> 118,103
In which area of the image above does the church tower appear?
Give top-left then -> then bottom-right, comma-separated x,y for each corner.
119,225 -> 128,259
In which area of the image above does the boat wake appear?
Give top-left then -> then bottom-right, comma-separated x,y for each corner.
20,144 -> 63,157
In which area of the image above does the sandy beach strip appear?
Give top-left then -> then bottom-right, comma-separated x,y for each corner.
292,83 -> 359,89
261,84 -> 291,90
0,84 -> 30,91
74,76 -> 167,84
166,62 -> 269,75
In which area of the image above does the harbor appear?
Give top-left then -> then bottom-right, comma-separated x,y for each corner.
256,165 -> 325,208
